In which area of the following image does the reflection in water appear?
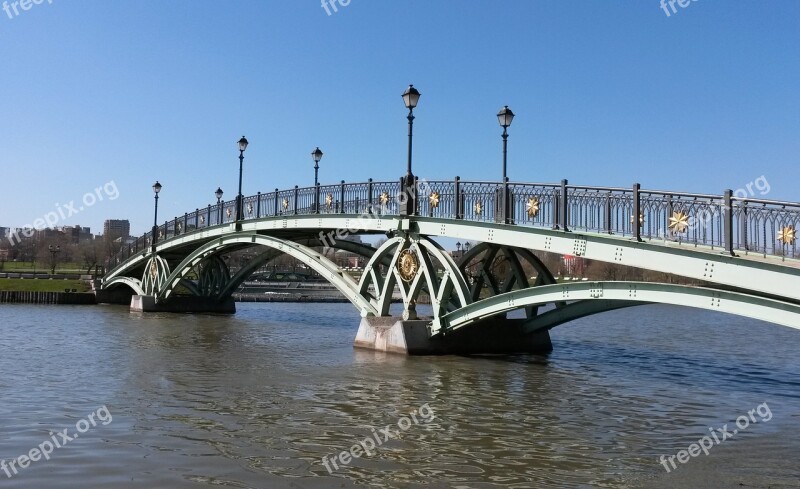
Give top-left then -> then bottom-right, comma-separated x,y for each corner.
0,303 -> 798,488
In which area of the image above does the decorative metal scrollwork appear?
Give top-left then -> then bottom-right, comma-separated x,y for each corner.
282,198 -> 290,210
397,248 -> 419,282
380,192 -> 390,206
326,193 -> 334,208
247,203 -> 254,215
474,200 -> 483,215
226,207 -> 233,219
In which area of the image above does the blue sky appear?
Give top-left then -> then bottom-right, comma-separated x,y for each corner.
1,0 -> 798,235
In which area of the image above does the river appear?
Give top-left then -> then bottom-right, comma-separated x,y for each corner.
0,303 -> 798,488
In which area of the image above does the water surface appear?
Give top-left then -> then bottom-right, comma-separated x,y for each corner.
0,303 -> 798,488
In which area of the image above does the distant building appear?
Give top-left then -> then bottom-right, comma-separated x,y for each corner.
61,225 -> 93,244
103,220 -> 130,240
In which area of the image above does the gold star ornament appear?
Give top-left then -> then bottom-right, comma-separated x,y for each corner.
379,192 -> 390,206
526,197 -> 540,218
777,226 -> 796,245
474,200 -> 483,215
429,191 -> 440,208
668,211 -> 690,233
282,198 -> 290,210
325,193 -> 333,208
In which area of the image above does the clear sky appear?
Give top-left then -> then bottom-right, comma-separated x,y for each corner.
1,0 -> 798,236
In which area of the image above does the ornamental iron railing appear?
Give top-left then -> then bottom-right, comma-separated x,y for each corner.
107,178 -> 800,272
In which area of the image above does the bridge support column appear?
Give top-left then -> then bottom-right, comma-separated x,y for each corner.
354,316 -> 552,355
130,295 -> 236,314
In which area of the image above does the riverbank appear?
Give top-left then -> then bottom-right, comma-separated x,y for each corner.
0,290 -> 96,304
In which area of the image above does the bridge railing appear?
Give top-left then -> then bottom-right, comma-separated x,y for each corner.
732,197 -> 800,258
106,177 -> 799,275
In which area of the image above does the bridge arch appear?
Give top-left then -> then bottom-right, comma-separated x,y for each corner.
102,276 -> 146,297
437,281 -> 800,335
155,233 -> 379,317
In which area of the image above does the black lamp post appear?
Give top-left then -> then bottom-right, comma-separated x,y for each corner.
464,241 -> 471,253
236,136 -> 249,222
497,105 -> 515,223
48,244 -> 61,275
312,147 -> 323,213
215,187 -> 224,223
401,84 -> 421,215
497,106 -> 515,181
151,181 -> 162,252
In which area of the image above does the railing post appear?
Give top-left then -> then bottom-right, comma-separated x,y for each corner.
723,189 -> 734,255
740,200 -> 748,251
399,177 -> 408,216
414,176 -> 420,216
367,178 -> 374,215
454,176 -> 462,219
274,188 -> 279,215
552,188 -> 560,230
207,205 -> 211,227
605,192 -> 612,234
503,177 -> 511,224
183,213 -> 188,234
666,195 -> 673,239
315,183 -> 321,214
256,192 -> 261,218
633,183 -> 642,242
340,180 -> 346,214
293,185 -> 299,215
560,179 -> 569,232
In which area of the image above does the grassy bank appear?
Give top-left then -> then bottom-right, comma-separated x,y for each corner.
0,278 -> 90,293
0,262 -> 89,274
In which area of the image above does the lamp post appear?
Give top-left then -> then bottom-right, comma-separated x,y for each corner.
497,105 -> 515,223
464,241 -> 471,253
236,136 -> 249,222
48,244 -> 61,275
152,181 -> 162,252
312,147 -> 323,213
401,84 -> 421,216
215,187 -> 224,223
456,241 -> 462,259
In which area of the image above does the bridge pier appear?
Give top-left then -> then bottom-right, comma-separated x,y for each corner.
354,316 -> 552,355
130,295 -> 236,314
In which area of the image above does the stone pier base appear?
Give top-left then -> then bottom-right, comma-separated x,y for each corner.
130,295 -> 236,314
354,316 -> 552,355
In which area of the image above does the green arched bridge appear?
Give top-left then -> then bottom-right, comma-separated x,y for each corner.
101,178 -> 800,354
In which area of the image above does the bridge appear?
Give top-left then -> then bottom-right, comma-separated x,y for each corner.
100,176 -> 800,354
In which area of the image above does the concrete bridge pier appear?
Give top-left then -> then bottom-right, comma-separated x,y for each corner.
354,316 -> 552,355
130,295 -> 236,314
